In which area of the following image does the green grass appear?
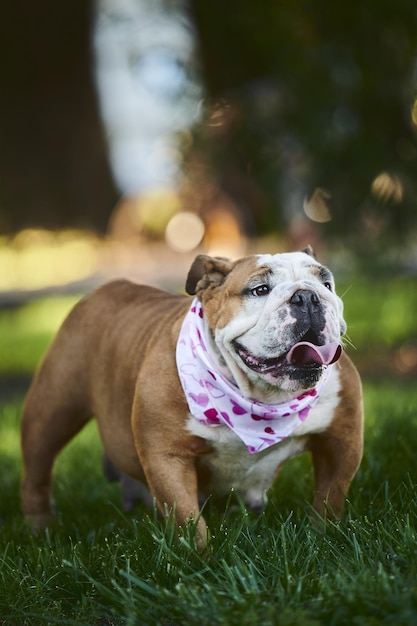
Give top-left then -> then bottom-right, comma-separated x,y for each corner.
0,382 -> 417,624
0,275 -> 416,624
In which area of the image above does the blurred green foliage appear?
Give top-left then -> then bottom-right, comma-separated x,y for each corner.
0,296 -> 78,374
189,0 -> 417,243
341,277 -> 417,349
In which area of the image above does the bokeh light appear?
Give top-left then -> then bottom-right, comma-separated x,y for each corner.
371,172 -> 403,204
165,211 -> 205,252
303,188 -> 332,223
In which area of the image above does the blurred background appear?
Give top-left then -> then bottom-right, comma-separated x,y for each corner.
0,0 -> 417,385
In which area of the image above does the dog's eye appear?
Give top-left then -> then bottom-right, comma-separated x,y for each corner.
324,281 -> 332,291
251,284 -> 270,297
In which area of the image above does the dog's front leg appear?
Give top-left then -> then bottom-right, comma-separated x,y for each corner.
135,428 -> 211,550
309,423 -> 363,521
149,451 -> 208,547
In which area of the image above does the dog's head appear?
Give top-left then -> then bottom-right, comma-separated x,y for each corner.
186,248 -> 346,399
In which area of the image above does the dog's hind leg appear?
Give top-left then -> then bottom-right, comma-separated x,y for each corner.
20,356 -> 91,529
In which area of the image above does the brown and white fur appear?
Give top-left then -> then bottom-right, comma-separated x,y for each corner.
20,249 -> 363,548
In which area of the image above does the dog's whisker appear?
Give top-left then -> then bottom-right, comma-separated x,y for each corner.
340,284 -> 353,299
342,334 -> 356,350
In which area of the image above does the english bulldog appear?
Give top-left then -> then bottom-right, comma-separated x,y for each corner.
21,248 -> 363,548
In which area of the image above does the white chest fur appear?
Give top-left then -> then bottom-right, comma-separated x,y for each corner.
186,366 -> 342,509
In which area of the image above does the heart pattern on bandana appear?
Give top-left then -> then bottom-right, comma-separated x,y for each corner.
176,298 -> 333,454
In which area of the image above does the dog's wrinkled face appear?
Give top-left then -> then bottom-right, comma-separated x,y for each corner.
186,250 -> 346,399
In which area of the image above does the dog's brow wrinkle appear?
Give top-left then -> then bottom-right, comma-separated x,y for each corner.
249,268 -> 273,283
306,264 -> 321,276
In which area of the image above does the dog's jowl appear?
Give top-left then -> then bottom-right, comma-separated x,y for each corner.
20,249 -> 363,548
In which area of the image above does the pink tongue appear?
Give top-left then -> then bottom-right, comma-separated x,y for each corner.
286,341 -> 342,366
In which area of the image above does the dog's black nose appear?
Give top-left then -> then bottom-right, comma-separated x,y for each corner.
289,289 -> 320,310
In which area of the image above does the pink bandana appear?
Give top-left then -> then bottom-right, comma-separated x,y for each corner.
176,298 -> 332,454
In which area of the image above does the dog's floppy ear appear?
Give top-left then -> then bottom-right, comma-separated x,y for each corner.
186,255 -> 234,296
301,244 -> 316,258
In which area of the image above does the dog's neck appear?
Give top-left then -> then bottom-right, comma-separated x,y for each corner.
176,299 -> 333,454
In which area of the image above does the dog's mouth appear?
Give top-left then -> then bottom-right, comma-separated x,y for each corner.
235,331 -> 341,377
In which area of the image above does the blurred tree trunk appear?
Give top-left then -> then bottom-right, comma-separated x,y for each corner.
0,0 -> 117,234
